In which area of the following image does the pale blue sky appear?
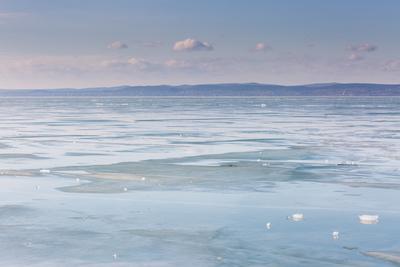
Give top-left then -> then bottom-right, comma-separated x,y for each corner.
0,0 -> 399,89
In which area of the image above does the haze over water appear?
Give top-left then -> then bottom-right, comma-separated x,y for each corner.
0,97 -> 399,266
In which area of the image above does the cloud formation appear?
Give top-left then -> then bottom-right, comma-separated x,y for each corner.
348,53 -> 364,61
127,57 -> 153,69
383,59 -> 400,71
108,41 -> 128,49
349,43 -> 378,53
173,38 -> 213,52
254,42 -> 270,52
101,57 -> 153,70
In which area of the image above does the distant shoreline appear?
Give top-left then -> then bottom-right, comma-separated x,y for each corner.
1,83 -> 400,97
2,96 -> 400,99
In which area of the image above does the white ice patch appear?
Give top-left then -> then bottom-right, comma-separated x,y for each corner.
359,214 -> 379,224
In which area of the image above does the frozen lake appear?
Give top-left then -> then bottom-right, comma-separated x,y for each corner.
0,97 -> 399,266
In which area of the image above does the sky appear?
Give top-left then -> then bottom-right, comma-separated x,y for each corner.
0,0 -> 400,89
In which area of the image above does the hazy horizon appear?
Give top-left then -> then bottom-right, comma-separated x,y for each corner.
3,81 -> 400,91
1,0 -> 400,89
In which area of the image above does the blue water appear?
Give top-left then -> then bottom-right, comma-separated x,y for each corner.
0,97 -> 399,266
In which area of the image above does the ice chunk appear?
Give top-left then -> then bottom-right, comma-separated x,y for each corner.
332,231 -> 339,240
288,213 -> 304,221
39,169 -> 51,174
359,214 -> 379,224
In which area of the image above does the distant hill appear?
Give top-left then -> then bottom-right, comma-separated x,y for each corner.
1,83 -> 400,97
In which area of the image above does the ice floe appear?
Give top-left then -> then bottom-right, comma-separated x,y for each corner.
288,213 -> 304,221
359,214 -> 379,224
332,231 -> 339,240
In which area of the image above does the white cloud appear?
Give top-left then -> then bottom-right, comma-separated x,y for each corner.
127,57 -> 153,69
348,53 -> 364,61
101,57 -> 154,70
254,42 -> 270,52
173,38 -> 213,52
164,57 -> 245,73
108,41 -> 128,49
346,43 -> 377,62
383,59 -> 400,71
349,43 -> 378,53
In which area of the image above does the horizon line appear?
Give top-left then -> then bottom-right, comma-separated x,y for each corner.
2,81 -> 400,91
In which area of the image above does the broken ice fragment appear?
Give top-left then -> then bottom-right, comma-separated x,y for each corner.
288,213 -> 304,221
359,214 -> 379,224
332,231 -> 339,240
